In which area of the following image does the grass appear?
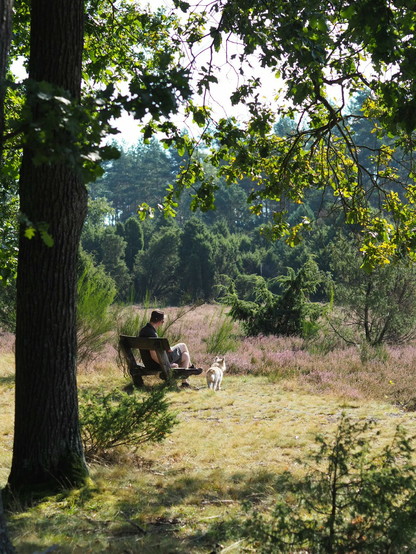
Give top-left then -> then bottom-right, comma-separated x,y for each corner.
1,304 -> 416,553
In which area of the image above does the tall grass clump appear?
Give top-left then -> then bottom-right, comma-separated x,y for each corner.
79,386 -> 178,461
157,303 -> 204,345
76,253 -> 117,368
115,306 -> 147,378
205,311 -> 240,354
115,304 -> 201,379
245,413 -> 416,553
117,306 -> 149,337
117,291 -> 162,337
117,303 -> 201,339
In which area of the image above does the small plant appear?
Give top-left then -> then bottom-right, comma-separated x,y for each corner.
79,387 -> 178,461
245,413 -> 416,553
76,251 -> 117,368
117,306 -> 149,337
205,312 -> 239,354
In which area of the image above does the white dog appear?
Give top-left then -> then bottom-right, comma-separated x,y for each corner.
206,356 -> 226,391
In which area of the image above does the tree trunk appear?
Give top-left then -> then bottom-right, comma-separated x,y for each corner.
8,0 -> 89,494
0,0 -> 13,141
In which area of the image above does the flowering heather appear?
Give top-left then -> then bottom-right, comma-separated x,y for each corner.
160,304 -> 416,408
0,331 -> 14,354
4,303 -> 416,409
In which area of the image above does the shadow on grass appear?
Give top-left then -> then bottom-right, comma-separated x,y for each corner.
110,469 -> 297,553
7,469 -> 297,553
0,374 -> 15,386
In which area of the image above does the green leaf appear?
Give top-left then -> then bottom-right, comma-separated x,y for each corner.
24,227 -> 36,240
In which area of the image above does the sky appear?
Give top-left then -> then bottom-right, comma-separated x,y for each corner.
114,64 -> 281,147
113,0 -> 349,146
113,0 -> 284,146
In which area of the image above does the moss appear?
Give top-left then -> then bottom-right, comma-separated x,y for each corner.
4,452 -> 89,507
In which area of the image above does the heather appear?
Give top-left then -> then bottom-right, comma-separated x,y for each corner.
127,304 -> 416,408
4,302 -> 416,407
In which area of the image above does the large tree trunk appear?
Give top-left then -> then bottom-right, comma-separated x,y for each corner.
8,0 -> 89,494
0,0 -> 13,141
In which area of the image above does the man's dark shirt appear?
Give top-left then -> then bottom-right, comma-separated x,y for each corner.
138,322 -> 160,370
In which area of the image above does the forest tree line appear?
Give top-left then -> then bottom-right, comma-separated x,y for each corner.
1,92 -> 415,347
80,98 -> 416,346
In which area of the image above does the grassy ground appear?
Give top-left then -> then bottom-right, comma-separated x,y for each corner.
2,373 -> 415,552
1,305 -> 416,552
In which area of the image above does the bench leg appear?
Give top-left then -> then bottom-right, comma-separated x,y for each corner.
130,369 -> 144,388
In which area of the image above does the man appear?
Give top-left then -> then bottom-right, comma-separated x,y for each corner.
138,310 -> 194,387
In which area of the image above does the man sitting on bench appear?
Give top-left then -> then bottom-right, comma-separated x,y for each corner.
139,310 -> 194,388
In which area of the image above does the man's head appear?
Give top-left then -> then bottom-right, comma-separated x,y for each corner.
150,310 -> 165,325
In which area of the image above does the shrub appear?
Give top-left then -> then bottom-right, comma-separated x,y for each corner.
227,259 -> 326,337
245,414 -> 416,553
79,387 -> 178,461
117,305 -> 150,337
205,311 -> 240,354
330,234 -> 416,346
76,251 -> 117,368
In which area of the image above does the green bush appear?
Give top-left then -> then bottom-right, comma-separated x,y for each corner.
245,414 -> 416,553
79,386 -> 178,461
76,250 -> 117,368
227,259 -> 325,337
205,312 -> 239,354
330,234 -> 416,346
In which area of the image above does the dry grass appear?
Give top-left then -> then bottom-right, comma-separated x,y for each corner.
2,304 -> 416,553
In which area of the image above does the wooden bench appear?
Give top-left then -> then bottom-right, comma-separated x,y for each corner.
119,335 -> 202,387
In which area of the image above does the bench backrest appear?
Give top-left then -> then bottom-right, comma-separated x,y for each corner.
119,335 -> 171,379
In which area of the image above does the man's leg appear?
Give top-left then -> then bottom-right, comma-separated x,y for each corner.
171,343 -> 192,387
171,343 -> 190,368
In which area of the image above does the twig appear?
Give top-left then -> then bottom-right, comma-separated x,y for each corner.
202,499 -> 235,504
220,539 -> 245,552
119,512 -> 147,535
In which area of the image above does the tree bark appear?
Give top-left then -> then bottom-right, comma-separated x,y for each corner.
0,0 -> 13,141
8,0 -> 89,494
